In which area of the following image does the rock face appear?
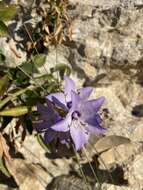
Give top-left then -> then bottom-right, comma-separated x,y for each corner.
47,174 -> 92,190
68,0 -> 143,68
66,0 -> 143,86
94,135 -> 131,153
98,142 -> 143,168
131,123 -> 143,141
99,184 -> 143,190
127,153 -> 143,187
0,0 -> 143,190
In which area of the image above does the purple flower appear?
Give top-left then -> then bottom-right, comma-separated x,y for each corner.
46,76 -> 93,110
50,91 -> 106,150
36,100 -> 69,144
36,76 -> 106,151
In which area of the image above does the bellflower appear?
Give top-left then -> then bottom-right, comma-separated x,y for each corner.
50,90 -> 106,150
36,100 -> 69,144
46,76 -> 93,111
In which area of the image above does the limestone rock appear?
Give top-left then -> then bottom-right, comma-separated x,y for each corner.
19,135 -> 72,182
98,142 -> 143,169
132,123 -> 143,142
99,183 -> 142,190
5,159 -> 51,190
94,135 -> 130,154
127,153 -> 143,187
68,0 -> 143,82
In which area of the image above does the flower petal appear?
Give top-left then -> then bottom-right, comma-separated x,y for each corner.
85,114 -> 102,127
35,121 -> 52,132
44,129 -> 57,144
70,120 -> 89,150
79,87 -> 93,100
71,91 -> 81,111
46,92 -> 67,109
92,96 -> 105,111
37,103 -> 54,120
80,96 -> 105,120
51,113 -> 71,132
87,124 -> 106,134
64,76 -> 76,102
37,100 -> 62,124
52,96 -> 68,110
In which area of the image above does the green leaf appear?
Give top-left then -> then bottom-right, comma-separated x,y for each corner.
0,75 -> 9,96
32,54 -> 47,67
0,86 -> 33,109
0,157 -> 11,177
8,67 -> 30,87
0,20 -> 9,37
20,61 -> 39,75
0,106 -> 36,117
22,89 -> 42,106
0,3 -> 17,21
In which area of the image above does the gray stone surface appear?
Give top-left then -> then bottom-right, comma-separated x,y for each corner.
94,135 -> 130,153
126,153 -> 143,187
1,0 -> 143,190
67,0 -> 143,83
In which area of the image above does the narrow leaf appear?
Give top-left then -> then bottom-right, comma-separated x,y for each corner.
0,20 -> 9,37
0,86 -> 33,109
0,134 -> 11,161
0,135 -> 3,158
0,106 -> 36,116
0,134 -> 11,176
0,75 -> 9,96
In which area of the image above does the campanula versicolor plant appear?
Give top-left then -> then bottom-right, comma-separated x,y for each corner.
36,76 -> 106,151
36,100 -> 70,144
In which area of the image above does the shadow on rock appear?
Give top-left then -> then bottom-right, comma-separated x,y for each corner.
0,172 -> 18,188
132,104 -> 143,117
81,161 -> 128,186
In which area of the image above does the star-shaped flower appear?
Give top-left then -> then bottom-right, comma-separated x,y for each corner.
50,91 -> 106,150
